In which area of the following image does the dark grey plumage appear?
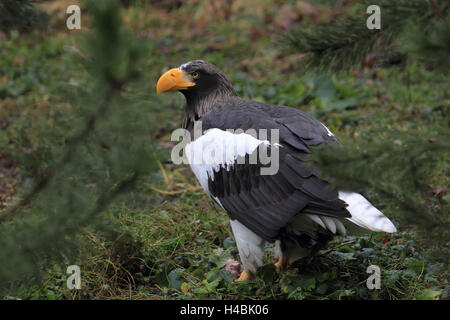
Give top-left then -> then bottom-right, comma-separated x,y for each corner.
179,60 -> 350,243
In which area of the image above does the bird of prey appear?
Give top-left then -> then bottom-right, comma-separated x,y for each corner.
156,60 -> 396,281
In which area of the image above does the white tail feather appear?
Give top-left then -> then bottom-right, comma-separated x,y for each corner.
321,216 -> 336,234
339,191 -> 397,233
306,214 -> 327,230
334,219 -> 347,236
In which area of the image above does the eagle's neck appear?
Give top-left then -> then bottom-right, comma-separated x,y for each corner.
182,87 -> 235,132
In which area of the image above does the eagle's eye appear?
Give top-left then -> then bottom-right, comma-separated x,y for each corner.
191,71 -> 200,79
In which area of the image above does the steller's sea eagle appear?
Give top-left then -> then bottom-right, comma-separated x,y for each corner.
156,60 -> 396,281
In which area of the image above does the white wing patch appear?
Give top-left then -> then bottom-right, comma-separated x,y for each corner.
339,191 -> 397,233
185,128 -> 269,196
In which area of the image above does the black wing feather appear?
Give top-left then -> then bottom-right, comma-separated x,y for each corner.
199,98 -> 349,241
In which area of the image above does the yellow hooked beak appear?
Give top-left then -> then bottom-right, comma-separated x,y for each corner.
156,68 -> 195,95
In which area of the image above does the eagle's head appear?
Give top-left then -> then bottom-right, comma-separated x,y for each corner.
156,60 -> 235,100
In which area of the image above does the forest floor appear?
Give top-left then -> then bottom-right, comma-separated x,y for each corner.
0,1 -> 448,299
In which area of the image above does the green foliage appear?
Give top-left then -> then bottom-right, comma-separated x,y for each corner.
398,15 -> 450,72
0,0 -> 160,291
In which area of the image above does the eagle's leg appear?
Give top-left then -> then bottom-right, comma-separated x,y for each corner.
274,255 -> 289,272
230,219 -> 264,282
237,270 -> 255,281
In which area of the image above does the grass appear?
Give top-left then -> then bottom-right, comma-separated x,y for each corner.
0,1 -> 448,300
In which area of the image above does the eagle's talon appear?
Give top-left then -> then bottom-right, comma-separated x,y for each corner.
236,270 -> 254,281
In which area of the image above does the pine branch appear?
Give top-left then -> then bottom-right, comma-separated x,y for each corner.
0,0 -> 48,34
429,0 -> 445,19
281,0 -> 447,71
308,129 -> 450,241
0,85 -> 119,223
0,0 -> 160,286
